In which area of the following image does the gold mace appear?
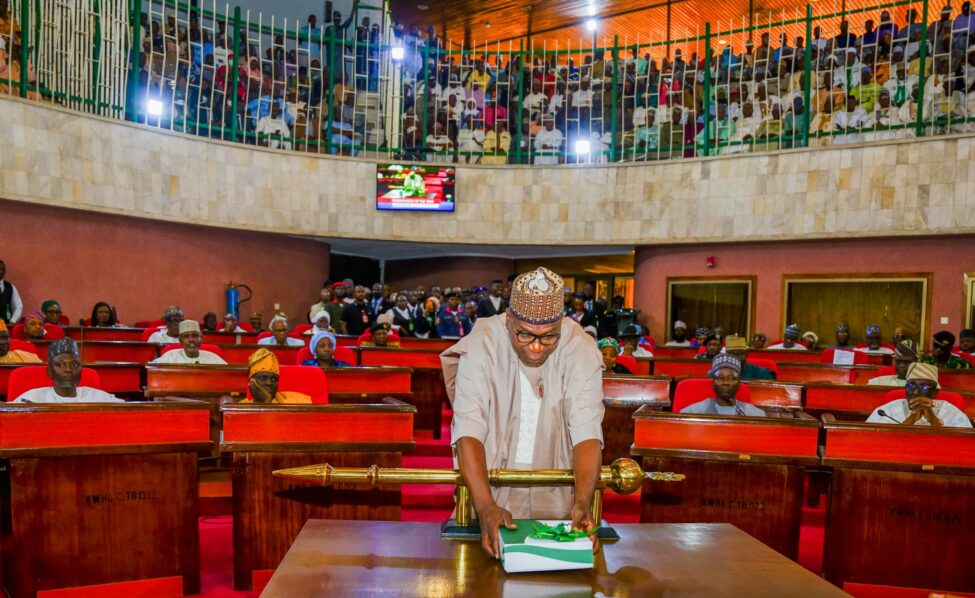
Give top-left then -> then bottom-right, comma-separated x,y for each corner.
273,457 -> 684,528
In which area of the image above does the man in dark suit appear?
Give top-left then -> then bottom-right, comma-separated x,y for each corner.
475,279 -> 507,318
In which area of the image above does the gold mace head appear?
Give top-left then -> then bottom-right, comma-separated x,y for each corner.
608,457 -> 646,494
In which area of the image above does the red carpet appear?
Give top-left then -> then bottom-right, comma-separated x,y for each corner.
194,407 -> 829,595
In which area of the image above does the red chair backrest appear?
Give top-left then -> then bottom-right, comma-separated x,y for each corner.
883,388 -> 965,412
245,365 -> 328,404
294,324 -> 314,335
8,366 -> 102,401
819,348 -> 869,365
161,343 -> 225,357
9,339 -> 39,357
134,320 -> 165,329
615,354 -> 638,375
10,323 -> 65,341
746,357 -> 778,375
238,322 -> 255,332
873,365 -> 896,377
296,346 -> 313,364
672,378 -> 752,413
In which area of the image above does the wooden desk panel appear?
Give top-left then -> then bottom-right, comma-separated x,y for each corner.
221,404 -> 414,590
750,349 -> 823,363
652,358 -> 710,378
85,362 -> 144,395
742,380 -> 803,411
777,363 -> 863,384
358,348 -> 446,438
822,419 -> 975,592
805,383 -> 907,418
322,366 -> 412,395
937,370 -> 975,393
262,520 -> 846,597
601,376 -> 671,465
633,411 -> 820,559
0,403 -> 209,597
65,327 -> 145,342
650,347 -> 697,359
397,338 -> 454,351
31,341 -> 159,365
145,364 -> 249,398
217,344 -> 302,366
202,331 -> 259,345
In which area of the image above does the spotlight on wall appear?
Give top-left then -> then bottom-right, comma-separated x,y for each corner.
391,46 -> 405,60
585,19 -> 597,32
146,99 -> 164,116
574,139 -> 591,155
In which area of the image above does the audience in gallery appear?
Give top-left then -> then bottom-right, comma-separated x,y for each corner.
109,4 -> 975,163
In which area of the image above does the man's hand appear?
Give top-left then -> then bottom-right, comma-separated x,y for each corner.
477,503 -> 516,559
248,378 -> 273,403
909,396 -> 935,412
570,499 -> 600,553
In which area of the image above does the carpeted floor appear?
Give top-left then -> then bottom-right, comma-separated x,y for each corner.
193,408 -> 828,596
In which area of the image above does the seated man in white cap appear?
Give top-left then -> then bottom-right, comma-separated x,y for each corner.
147,305 -> 184,345
766,324 -> 807,350
13,339 -> 123,403
867,340 -> 918,387
866,362 -> 972,428
442,266 -> 603,559
258,316 -> 305,347
664,320 -> 691,347
680,354 -> 766,416
152,320 -> 227,364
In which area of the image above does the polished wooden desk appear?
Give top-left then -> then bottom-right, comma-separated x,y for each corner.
632,409 -> 820,559
323,365 -> 414,403
751,349 -> 825,364
357,347 -> 446,438
776,363 -> 880,384
745,380 -> 804,411
261,520 -> 847,597
935,370 -> 975,393
601,375 -> 670,465
821,416 -> 975,592
32,340 -> 160,364
145,363 -> 249,398
397,337 -> 455,351
221,402 -> 416,590
651,346 -> 696,359
0,401 -> 210,597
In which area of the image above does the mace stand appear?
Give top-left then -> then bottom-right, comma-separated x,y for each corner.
273,457 -> 684,541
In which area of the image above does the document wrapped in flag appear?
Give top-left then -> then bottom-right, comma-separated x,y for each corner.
499,520 -> 596,573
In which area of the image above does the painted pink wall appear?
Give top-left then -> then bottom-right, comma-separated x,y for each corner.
0,200 -> 330,326
385,257 -> 514,290
634,236 -> 974,342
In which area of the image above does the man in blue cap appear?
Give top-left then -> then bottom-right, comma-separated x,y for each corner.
680,353 -> 766,416
766,324 -> 807,350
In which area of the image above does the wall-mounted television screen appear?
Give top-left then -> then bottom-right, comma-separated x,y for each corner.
376,164 -> 455,212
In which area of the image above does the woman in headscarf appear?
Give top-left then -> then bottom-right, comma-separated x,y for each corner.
301,330 -> 350,368
42,300 -> 64,326
598,338 -> 631,374
24,311 -> 46,340
304,310 -> 333,335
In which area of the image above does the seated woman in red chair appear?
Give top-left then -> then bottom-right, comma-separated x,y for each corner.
301,330 -> 351,369
866,362 -> 972,428
151,320 -> 227,364
240,349 -> 311,404
597,338 -> 632,375
13,338 -> 122,403
23,311 -> 48,340
0,321 -> 41,364
680,354 -> 766,417
867,340 -> 918,386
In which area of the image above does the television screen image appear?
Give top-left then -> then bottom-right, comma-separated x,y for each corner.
376,164 -> 455,212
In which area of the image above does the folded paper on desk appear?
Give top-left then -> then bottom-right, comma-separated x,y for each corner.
499,520 -> 595,573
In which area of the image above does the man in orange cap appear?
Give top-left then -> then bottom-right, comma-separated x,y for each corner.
241,348 -> 312,404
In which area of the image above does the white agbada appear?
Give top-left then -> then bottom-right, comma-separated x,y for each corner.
765,342 -> 808,350
867,375 -> 907,386
152,349 -> 227,365
533,128 -> 563,165
257,336 -> 305,347
13,386 -> 123,403
866,398 -> 972,428
147,330 -> 180,345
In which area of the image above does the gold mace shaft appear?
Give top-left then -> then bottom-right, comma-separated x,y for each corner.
273,457 -> 684,495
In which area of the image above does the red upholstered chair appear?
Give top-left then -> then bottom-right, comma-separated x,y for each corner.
161,343 -> 225,358
10,323 -> 65,341
294,324 -> 314,336
246,365 -> 328,404
746,358 -> 778,375
819,348 -> 869,365
951,351 -> 975,367
9,339 -> 40,357
134,319 -> 165,329
672,378 -> 752,413
58,315 -> 71,325
872,366 -> 896,378
615,354 -> 638,375
883,388 -> 966,412
7,366 -> 102,402
296,347 -> 313,364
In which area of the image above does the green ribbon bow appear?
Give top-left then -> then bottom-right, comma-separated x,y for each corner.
529,522 -> 600,542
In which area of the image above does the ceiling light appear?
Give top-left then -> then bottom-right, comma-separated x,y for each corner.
585,19 -> 597,32
586,4 -> 597,16
417,4 -> 428,10
575,139 -> 591,155
718,40 -> 727,45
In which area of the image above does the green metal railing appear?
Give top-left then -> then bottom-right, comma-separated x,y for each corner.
3,0 -> 973,164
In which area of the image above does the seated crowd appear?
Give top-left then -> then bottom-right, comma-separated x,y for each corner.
92,4 -> 975,163
0,263 -> 972,429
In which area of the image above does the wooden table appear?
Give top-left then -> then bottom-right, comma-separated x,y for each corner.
261,520 -> 847,597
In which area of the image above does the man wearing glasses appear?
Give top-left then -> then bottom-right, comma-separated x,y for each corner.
441,267 -> 604,559
866,363 -> 972,428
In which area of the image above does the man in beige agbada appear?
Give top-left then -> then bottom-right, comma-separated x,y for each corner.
441,267 -> 604,558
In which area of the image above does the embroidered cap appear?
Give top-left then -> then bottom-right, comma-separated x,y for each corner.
48,337 -> 79,361
248,348 -> 279,378
724,335 -> 748,350
907,362 -> 939,384
709,353 -> 741,377
178,320 -> 201,336
509,267 -> 565,325
894,339 -> 919,361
